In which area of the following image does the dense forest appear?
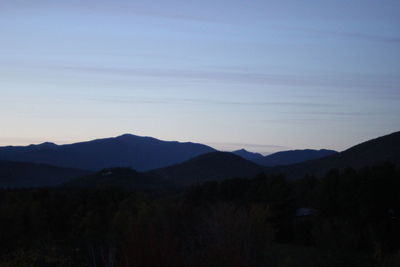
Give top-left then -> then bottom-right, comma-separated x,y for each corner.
1,163 -> 399,267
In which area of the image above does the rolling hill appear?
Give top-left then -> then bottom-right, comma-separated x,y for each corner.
2,131 -> 398,187
0,134 -> 216,171
151,152 -> 266,185
0,161 -> 90,188
255,149 -> 337,167
152,131 -> 400,184
267,131 -> 400,179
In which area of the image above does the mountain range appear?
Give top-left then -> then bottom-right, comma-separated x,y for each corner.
0,134 -> 216,171
266,131 -> 400,179
150,131 -> 400,184
232,148 -> 338,166
0,134 -> 335,172
0,131 -> 399,188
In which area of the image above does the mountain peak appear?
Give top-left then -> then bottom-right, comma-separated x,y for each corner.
26,142 -> 57,150
40,141 -> 57,146
116,133 -> 138,139
232,149 -> 263,161
0,134 -> 216,171
115,133 -> 161,143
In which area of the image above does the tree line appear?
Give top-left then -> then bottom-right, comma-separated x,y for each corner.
0,163 -> 399,266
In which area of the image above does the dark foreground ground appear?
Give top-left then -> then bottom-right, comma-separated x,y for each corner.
1,163 -> 400,267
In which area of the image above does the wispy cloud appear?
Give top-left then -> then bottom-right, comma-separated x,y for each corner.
89,95 -> 338,109
178,98 -> 338,108
5,61 -> 400,92
279,25 -> 400,44
279,110 -> 388,117
0,0 -> 218,24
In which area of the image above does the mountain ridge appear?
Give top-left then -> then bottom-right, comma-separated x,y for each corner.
255,149 -> 338,167
266,131 -> 400,179
232,149 -> 264,161
0,134 -> 217,171
1,131 -> 399,187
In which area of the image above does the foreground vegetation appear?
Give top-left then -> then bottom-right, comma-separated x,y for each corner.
0,163 -> 399,266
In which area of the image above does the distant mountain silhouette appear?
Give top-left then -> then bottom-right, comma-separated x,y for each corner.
151,152 -> 266,185
255,149 -> 337,167
0,134 -> 216,171
64,168 -> 172,191
152,132 -> 400,184
267,131 -> 400,179
0,161 -> 89,188
232,149 -> 264,161
2,132 -> 398,188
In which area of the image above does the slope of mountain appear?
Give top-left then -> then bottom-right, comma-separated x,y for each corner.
64,168 -> 172,191
256,149 -> 338,167
0,134 -> 216,171
268,131 -> 400,179
151,152 -> 266,185
0,161 -> 90,188
232,149 -> 264,161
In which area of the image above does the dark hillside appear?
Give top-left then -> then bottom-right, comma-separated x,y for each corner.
0,161 -> 89,188
268,131 -> 400,179
152,152 -> 266,185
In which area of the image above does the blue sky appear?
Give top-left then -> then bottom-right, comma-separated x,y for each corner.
1,0 -> 399,154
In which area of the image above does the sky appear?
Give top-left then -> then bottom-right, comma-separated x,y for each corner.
0,0 -> 399,154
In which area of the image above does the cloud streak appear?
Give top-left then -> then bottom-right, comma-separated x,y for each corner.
279,25 -> 400,44
5,61 -> 400,92
0,0 -> 219,24
89,95 -> 339,109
